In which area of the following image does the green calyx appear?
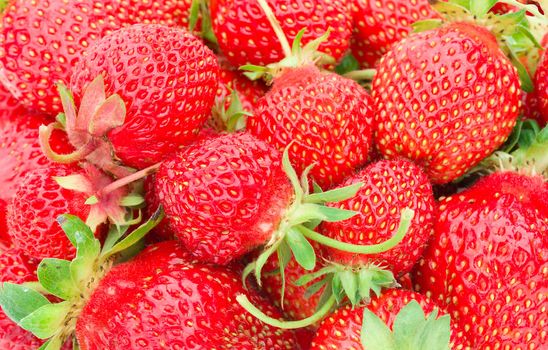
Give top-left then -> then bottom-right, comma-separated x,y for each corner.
473,119 -> 548,177
414,0 -> 547,92
361,300 -> 452,350
0,208 -> 164,349
189,0 -> 218,45
0,0 -> 9,14
211,89 -> 253,132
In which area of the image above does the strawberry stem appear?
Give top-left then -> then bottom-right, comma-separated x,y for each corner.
236,293 -> 336,329
498,0 -> 546,21
298,208 -> 413,254
97,162 -> 161,197
343,69 -> 377,81
256,0 -> 292,58
39,123 -> 96,164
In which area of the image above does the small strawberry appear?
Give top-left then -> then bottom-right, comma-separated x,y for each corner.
248,64 -> 375,189
535,49 -> 548,122
7,163 -> 132,260
0,247 -> 43,349
209,0 -> 353,68
351,0 -> 438,68
373,13 -> 526,183
58,24 -> 219,170
413,170 -> 547,348
310,289 -> 469,349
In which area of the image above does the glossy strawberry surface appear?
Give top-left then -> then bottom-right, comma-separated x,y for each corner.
310,289 -> 468,349
321,159 -> 435,275
7,164 -> 92,260
155,133 -> 293,265
0,247 -> 42,350
70,24 -> 219,169
0,199 -> 9,247
372,22 -> 521,184
210,0 -> 353,67
76,241 -> 299,349
351,0 -> 437,68
535,50 -> 548,123
248,65 -> 374,189
413,171 -> 547,348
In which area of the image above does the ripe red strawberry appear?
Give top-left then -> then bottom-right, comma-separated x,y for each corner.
248,65 -> 374,189
372,21 -> 521,184
413,171 -> 547,348
321,159 -> 435,277
67,24 -> 219,169
310,289 -> 469,349
155,132 -> 293,265
76,241 -> 299,349
121,0 -> 195,28
0,199 -> 9,247
351,0 -> 438,68
210,0 -> 353,68
0,104 -> 71,200
535,50 -> 548,123
0,84 -> 20,117
0,247 -> 42,349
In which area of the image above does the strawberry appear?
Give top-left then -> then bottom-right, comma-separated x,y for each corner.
351,0 -> 438,68
413,171 -> 547,348
0,248 -> 42,349
248,64 -> 374,189
535,49 -> 548,122
59,24 -> 220,170
310,289 -> 469,349
0,104 -> 71,200
6,163 -> 132,260
372,18 -> 522,183
0,0 -> 202,116
0,199 -> 9,247
76,241 -> 299,349
320,159 -> 435,277
209,0 -> 353,68
0,83 -> 20,116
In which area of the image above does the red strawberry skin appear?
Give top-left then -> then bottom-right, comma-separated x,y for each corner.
70,24 -> 219,169
320,159 -> 435,276
372,22 -> 521,184
0,199 -> 9,247
210,0 -> 353,67
351,0 -> 438,68
310,289 -> 469,349
413,172 -> 547,348
0,98 -> 72,200
535,50 -> 548,123
248,65 -> 374,189
0,247 -> 42,350
155,133 -> 293,265
7,165 -> 92,260
76,241 -> 299,349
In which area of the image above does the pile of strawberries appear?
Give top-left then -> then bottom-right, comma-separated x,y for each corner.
0,0 -> 546,349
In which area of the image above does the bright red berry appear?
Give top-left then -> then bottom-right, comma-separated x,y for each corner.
413,171 -> 547,348
535,50 -> 548,123
76,241 -> 299,349
210,0 -> 353,67
248,65 -> 374,189
372,22 -> 521,184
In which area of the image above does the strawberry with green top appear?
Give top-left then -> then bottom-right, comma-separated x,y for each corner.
209,0 -> 353,68
310,289 -> 469,349
372,0 -> 545,184
413,123 -> 547,348
351,0 -> 438,69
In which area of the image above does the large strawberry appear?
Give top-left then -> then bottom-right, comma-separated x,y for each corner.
310,289 -> 469,349
0,247 -> 43,349
371,1 -> 538,184
351,0 -> 438,68
7,163 -> 131,260
209,0 -> 353,68
0,0 -> 201,116
413,170 -> 547,347
248,64 -> 374,189
57,24 -> 220,170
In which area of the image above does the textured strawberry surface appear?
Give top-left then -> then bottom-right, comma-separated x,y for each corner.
210,0 -> 353,67
310,289 -> 469,349
249,65 -> 374,189
0,199 -> 9,247
7,165 -> 92,260
351,0 -> 438,68
71,24 -> 219,169
76,241 -> 299,349
372,22 -> 521,184
535,50 -> 548,123
321,159 -> 435,275
413,172 -> 547,348
155,133 -> 293,265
